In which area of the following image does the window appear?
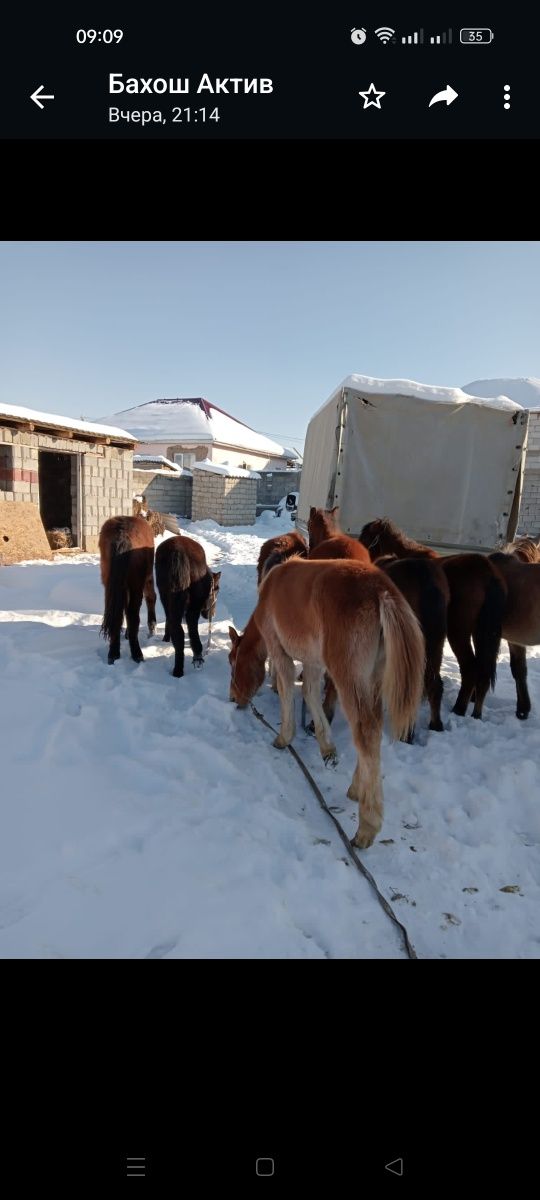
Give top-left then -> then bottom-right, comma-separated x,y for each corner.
174,453 -> 184,467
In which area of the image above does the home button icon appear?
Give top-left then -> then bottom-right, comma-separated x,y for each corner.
256,1158 -> 275,1176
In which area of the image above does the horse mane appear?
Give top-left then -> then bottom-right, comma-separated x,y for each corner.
503,536 -> 540,563
360,517 -> 438,559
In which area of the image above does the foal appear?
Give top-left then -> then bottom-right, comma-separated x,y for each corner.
155,536 -> 221,677
99,515 -> 156,665
308,506 -> 371,564
229,558 -> 424,849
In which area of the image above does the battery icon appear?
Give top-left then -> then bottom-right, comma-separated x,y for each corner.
460,28 -> 494,43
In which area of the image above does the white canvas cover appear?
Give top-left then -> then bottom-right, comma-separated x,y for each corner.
298,376 -> 529,550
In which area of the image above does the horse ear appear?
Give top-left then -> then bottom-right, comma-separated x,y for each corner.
330,505 -> 340,516
309,506 -> 315,518
213,571 -> 222,583
229,626 -> 239,646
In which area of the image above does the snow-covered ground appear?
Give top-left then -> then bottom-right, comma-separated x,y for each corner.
1,512 -> 539,959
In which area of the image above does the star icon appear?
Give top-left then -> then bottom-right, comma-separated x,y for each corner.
358,82 -> 386,109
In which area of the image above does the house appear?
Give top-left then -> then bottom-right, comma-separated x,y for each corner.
462,378 -> 540,535
98,397 -> 301,473
0,401 -> 135,554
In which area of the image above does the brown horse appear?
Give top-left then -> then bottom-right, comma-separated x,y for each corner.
155,535 -> 221,677
308,506 -> 371,564
488,549 -> 540,719
228,558 -> 425,849
99,515 -> 156,665
359,517 -> 507,721
256,530 -> 307,587
311,549 -> 448,738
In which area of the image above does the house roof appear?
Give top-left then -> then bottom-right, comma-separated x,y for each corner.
0,401 -> 136,444
98,397 -> 300,460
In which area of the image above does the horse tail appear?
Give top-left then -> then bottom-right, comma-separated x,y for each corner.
157,545 -> 191,595
379,588 -> 425,740
473,572 -> 506,691
101,527 -> 132,641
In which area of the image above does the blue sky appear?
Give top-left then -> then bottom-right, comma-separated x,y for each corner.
0,241 -> 538,452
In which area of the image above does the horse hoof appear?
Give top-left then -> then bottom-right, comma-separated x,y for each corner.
352,827 -> 375,850
516,710 -> 529,720
428,719 -> 444,732
272,735 -> 288,749
323,750 -> 338,768
172,669 -> 184,678
162,634 -> 171,643
148,624 -> 156,637
472,710 -> 482,720
132,654 -> 144,664
306,721 -> 316,737
193,656 -> 204,668
107,656 -> 118,665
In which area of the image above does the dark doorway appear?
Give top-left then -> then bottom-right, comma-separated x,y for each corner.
38,451 -> 73,532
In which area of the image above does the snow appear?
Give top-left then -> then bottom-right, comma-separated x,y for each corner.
193,459 -> 261,479
133,455 -> 182,472
1,514 -> 540,959
462,378 -> 540,411
98,397 -> 300,460
0,401 -> 136,442
313,375 -> 523,420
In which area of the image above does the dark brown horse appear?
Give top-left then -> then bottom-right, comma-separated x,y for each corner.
256,530 -> 307,587
308,506 -> 371,564
359,517 -> 507,721
488,547 -> 540,719
229,558 -> 424,848
99,515 -> 156,665
155,536 -> 221,677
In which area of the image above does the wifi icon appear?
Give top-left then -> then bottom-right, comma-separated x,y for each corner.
375,26 -> 396,43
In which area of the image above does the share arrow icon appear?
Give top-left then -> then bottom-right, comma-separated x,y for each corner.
428,85 -> 458,107
30,85 -> 55,109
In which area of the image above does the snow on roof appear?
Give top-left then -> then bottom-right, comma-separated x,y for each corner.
0,401 -> 136,441
97,397 -> 301,460
133,454 -> 181,472
192,459 -> 261,479
313,375 -> 523,420
462,378 -> 540,411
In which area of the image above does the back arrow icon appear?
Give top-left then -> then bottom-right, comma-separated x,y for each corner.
30,85 -> 55,109
429,85 -> 458,107
385,1158 -> 404,1176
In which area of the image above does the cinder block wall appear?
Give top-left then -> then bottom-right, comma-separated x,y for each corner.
518,412 -> 540,535
0,427 -> 133,552
192,472 -> 257,525
133,470 -> 193,517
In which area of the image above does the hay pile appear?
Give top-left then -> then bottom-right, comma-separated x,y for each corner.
0,501 -> 53,564
46,527 -> 73,550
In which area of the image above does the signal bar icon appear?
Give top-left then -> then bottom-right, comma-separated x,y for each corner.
402,30 -> 424,44
430,29 -> 453,44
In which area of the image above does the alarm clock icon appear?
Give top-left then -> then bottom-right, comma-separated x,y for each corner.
351,27 -> 367,45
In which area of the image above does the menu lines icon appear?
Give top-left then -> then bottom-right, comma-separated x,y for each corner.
126,1156 -> 146,1177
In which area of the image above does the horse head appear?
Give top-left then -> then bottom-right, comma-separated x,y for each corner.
308,505 -> 340,550
228,625 -> 265,707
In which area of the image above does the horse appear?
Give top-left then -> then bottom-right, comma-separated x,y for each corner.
256,530 -> 307,587
228,557 -> 425,849
488,550 -> 540,719
359,517 -> 507,721
99,515 -> 157,665
155,535 -> 221,677
308,506 -> 371,564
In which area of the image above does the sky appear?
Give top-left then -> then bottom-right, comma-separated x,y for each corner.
0,241 -> 538,453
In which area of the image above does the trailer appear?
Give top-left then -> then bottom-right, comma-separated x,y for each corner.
297,376 -> 529,552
